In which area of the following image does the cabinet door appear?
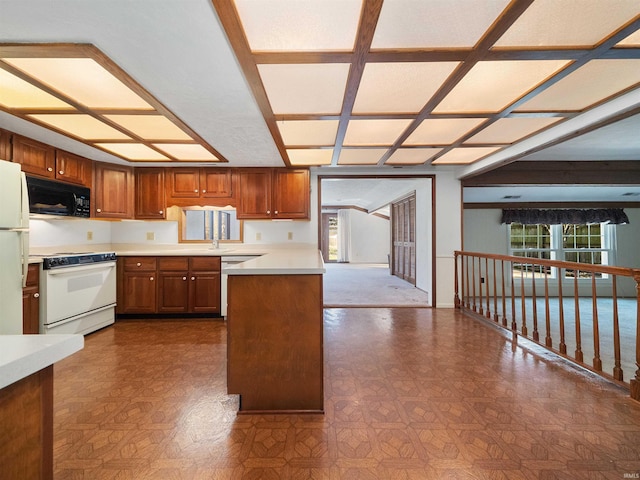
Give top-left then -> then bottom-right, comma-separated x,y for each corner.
272,169 -> 310,219
0,128 -> 11,161
22,265 -> 40,334
119,273 -> 157,313
201,168 -> 233,198
94,162 -> 134,218
12,135 -> 55,178
158,272 -> 189,313
135,168 -> 166,219
236,169 -> 272,219
189,272 -> 221,313
166,168 -> 200,198
55,150 -> 92,186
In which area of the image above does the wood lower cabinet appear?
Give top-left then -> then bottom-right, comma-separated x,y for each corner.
236,168 -> 309,220
117,257 -> 157,314
22,264 -> 40,334
118,256 -> 220,315
135,168 -> 166,219
94,162 -> 134,219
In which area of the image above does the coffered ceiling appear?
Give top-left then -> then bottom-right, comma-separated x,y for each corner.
1,1 -> 639,185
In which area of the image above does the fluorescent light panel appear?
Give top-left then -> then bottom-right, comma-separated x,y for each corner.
287,149 -> 333,166
278,120 -> 339,145
385,148 -> 443,165
353,62 -> 460,114
494,0 -> 640,47
5,58 -> 153,109
343,119 -> 412,146
258,63 -> 350,114
28,114 -> 132,140
0,68 -> 72,109
432,146 -> 501,164
433,60 -> 570,113
337,148 -> 388,165
106,115 -> 192,140
404,118 -> 487,145
96,143 -> 170,161
234,0 -> 361,52
372,0 -> 511,48
153,143 -> 218,161
465,117 -> 561,144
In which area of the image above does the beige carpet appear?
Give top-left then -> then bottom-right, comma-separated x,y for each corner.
323,263 -> 431,307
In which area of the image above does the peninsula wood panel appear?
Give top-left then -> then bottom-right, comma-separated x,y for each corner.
227,273 -> 323,412
0,366 -> 53,480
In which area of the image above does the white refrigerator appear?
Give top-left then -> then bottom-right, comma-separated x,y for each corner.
0,159 -> 30,335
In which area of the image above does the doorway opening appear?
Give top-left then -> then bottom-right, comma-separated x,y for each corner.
318,175 -> 434,307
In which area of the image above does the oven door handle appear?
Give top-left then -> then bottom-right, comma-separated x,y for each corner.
46,262 -> 116,276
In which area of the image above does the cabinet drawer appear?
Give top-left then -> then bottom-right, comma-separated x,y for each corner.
158,257 -> 189,271
123,257 -> 157,272
190,256 -> 221,272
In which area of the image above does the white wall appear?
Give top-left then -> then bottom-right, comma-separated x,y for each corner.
29,218 -> 112,249
347,209 -> 389,263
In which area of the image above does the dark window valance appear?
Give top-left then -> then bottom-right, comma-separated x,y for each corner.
501,208 -> 629,225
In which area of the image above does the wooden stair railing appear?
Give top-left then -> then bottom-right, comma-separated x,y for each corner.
454,250 -> 640,402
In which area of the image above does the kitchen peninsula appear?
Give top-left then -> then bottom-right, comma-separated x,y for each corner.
224,248 -> 325,413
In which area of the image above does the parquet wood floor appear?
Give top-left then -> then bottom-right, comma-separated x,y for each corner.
52,309 -> 640,479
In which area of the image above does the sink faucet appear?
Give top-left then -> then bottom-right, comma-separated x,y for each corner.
212,236 -> 219,249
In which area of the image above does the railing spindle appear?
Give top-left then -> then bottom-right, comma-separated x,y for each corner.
520,260 -> 528,337
544,264 -> 552,347
558,266 -> 567,355
465,256 -> 471,309
531,261 -> 538,342
591,274 -> 602,372
612,275 -> 623,381
478,256 -> 484,315
574,269 -> 583,363
501,260 -> 507,327
493,258 -> 499,323
472,256 -> 477,313
454,252 -> 461,309
485,257 -> 491,319
511,260 -> 517,334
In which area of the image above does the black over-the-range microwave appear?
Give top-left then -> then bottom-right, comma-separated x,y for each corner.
26,175 -> 91,218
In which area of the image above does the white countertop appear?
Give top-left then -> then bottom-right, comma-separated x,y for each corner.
0,334 -> 84,390
29,243 -> 325,275
222,248 -> 325,275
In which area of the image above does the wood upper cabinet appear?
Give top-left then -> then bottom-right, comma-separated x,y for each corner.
117,257 -> 157,314
94,162 -> 134,219
12,135 -> 55,177
22,264 -> 40,334
165,168 -> 234,206
135,168 -> 166,219
55,150 -> 92,187
0,128 -> 12,161
13,135 -> 92,186
237,168 -> 309,220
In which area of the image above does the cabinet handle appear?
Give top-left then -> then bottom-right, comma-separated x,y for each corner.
202,189 -> 207,193
34,293 -> 40,298
267,210 -> 270,214
194,189 -> 199,193
182,276 -> 187,281
150,276 -> 154,281
59,170 -> 64,175
96,208 -> 102,213
159,210 -> 163,214
137,262 -> 142,267
191,276 -> 195,281
274,210 -> 278,215
47,167 -> 53,172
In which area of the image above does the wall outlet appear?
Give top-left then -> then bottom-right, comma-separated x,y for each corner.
287,231 -> 293,240
146,231 -> 155,241
255,232 -> 261,241
86,231 -> 93,241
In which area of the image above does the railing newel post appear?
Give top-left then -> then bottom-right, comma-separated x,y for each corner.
630,271 -> 640,402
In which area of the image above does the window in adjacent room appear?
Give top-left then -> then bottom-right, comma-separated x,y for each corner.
508,222 -> 614,279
